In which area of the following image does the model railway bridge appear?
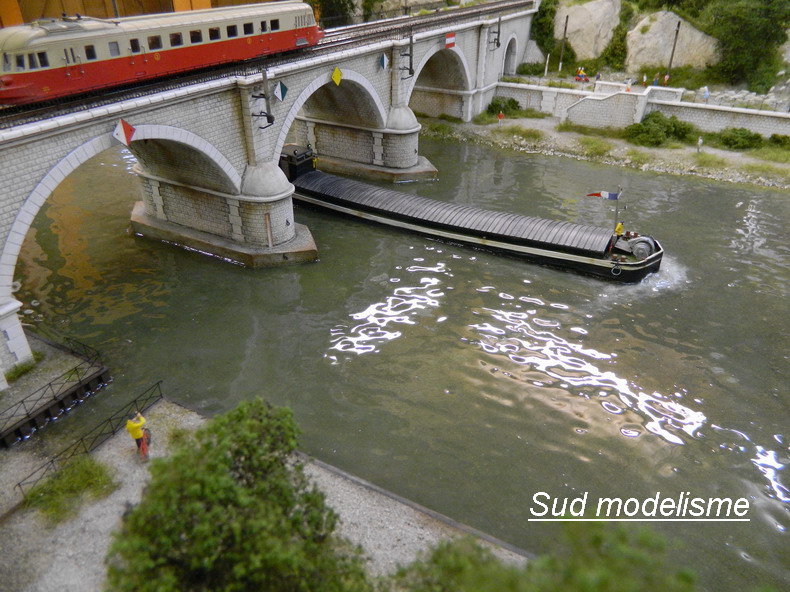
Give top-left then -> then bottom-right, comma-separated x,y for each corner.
0,0 -> 538,387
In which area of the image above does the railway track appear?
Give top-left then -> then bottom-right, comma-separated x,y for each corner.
0,0 -> 534,131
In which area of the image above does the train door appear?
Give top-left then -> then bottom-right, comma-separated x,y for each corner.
63,46 -> 83,80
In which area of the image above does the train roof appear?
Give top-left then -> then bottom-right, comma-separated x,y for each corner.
0,1 -> 311,51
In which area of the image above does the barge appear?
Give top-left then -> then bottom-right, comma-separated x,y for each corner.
284,153 -> 663,282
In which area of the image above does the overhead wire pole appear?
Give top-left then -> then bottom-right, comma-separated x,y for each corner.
558,15 -> 568,73
667,20 -> 681,76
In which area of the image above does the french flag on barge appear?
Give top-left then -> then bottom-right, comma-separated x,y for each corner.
587,190 -> 619,200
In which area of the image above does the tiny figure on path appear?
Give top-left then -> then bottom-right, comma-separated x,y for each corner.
497,111 -> 504,124
126,411 -> 148,460
697,136 -> 704,153
653,73 -> 659,86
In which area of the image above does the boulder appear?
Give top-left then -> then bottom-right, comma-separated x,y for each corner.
553,0 -> 621,61
626,11 -> 719,73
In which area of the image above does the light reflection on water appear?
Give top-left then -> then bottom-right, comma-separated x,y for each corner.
327,252 -> 787,506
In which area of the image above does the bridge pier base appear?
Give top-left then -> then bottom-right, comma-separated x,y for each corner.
130,163 -> 317,268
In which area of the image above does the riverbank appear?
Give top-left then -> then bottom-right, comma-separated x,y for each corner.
421,115 -> 790,191
0,338 -> 527,591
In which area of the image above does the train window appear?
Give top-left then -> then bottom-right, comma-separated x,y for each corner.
148,36 -> 163,50
85,45 -> 97,60
109,41 -> 120,57
28,53 -> 39,69
226,25 -> 237,38
16,55 -> 24,70
209,27 -> 220,41
271,19 -> 280,31
2,55 -> 11,72
37,52 -> 50,67
170,33 -> 183,47
130,39 -> 141,53
243,22 -> 253,35
190,30 -> 202,43
260,21 -> 267,33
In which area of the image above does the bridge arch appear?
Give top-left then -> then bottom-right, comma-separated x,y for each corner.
503,34 -> 519,77
275,69 -> 388,158
0,127 -> 240,301
408,45 -> 473,98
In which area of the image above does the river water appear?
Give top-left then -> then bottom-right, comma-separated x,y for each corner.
13,137 -> 788,590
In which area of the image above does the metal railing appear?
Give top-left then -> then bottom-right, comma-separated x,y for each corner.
15,381 -> 164,497
0,337 -> 106,435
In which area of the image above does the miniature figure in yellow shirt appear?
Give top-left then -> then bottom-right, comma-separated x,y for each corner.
126,412 -> 146,449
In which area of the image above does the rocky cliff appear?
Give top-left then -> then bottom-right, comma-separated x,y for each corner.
553,0 -> 621,61
626,11 -> 719,73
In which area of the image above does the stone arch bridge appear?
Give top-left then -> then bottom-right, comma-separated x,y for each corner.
0,3 -> 537,386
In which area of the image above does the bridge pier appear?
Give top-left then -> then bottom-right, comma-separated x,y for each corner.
0,299 -> 32,390
289,106 -> 437,182
130,162 -> 317,268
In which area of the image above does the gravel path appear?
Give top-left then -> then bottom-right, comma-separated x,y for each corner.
0,398 -> 526,592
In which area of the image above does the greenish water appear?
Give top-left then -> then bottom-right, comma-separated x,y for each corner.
14,138 -> 788,591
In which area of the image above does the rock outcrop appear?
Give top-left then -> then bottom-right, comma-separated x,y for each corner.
553,0 -> 621,61
625,11 -> 719,73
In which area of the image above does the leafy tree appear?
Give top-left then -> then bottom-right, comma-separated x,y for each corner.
312,0 -> 356,28
703,0 -> 790,92
390,522 -> 697,592
105,399 -> 371,592
531,0 -> 560,56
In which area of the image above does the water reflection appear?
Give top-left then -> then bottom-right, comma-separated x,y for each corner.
327,260 -> 447,358
463,282 -> 786,503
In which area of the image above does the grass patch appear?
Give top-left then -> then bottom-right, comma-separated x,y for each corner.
491,125 -> 544,141
625,149 -> 652,166
693,152 -> 727,169
635,64 -> 728,91
437,113 -> 463,124
748,146 -> 790,164
473,112 -> 498,125
5,350 -> 45,383
556,121 -> 626,139
24,456 -> 118,524
742,163 -> 790,181
578,136 -> 613,157
546,80 -> 577,90
422,121 -> 455,135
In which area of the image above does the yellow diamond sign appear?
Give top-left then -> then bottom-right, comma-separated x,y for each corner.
331,67 -> 343,86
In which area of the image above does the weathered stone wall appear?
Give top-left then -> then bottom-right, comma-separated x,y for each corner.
314,124 -> 375,164
496,81 -> 790,137
565,92 -> 640,127
645,102 -> 790,137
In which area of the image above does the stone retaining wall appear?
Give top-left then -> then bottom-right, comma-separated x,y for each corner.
495,81 -> 790,137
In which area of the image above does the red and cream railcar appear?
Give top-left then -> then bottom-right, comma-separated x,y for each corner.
0,1 -> 323,105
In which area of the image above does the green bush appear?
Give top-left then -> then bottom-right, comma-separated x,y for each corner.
106,399 -> 371,592
516,62 -> 546,76
719,127 -> 764,150
390,521 -> 697,592
625,112 -> 701,147
487,97 -> 521,116
768,134 -> 790,149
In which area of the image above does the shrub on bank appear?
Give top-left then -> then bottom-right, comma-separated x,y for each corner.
625,112 -> 700,147
718,127 -> 764,150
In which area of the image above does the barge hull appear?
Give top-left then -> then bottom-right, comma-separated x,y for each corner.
292,171 -> 662,282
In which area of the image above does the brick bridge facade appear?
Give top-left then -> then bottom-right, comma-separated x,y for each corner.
0,6 -> 538,386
